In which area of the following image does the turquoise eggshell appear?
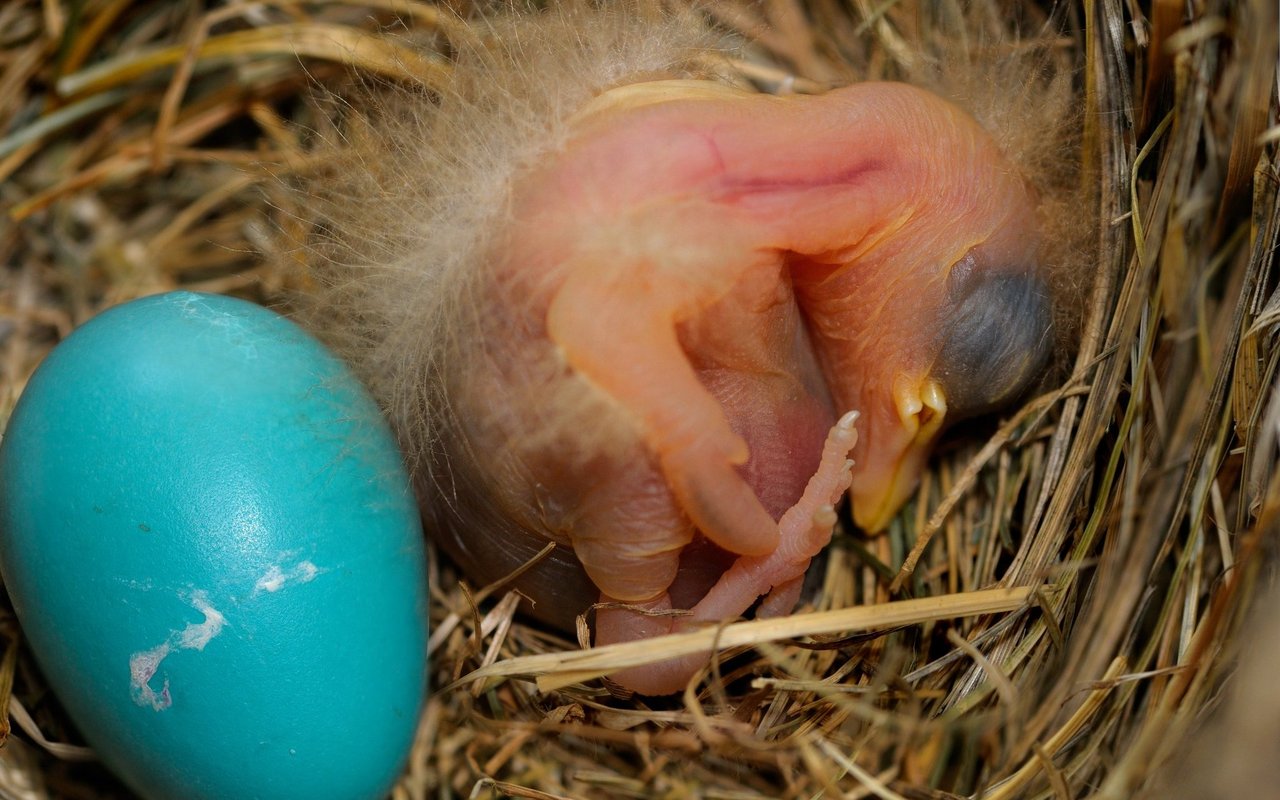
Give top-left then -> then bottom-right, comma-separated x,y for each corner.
0,292 -> 429,800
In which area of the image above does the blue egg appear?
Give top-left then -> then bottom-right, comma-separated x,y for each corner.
0,292 -> 428,799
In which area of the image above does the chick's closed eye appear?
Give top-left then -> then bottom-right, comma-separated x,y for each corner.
934,262 -> 1054,419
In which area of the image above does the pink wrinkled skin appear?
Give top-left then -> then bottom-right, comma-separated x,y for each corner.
428,80 -> 1043,694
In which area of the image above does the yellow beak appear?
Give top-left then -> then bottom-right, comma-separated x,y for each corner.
852,376 -> 948,532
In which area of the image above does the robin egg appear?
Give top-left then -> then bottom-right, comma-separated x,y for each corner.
0,292 -> 428,800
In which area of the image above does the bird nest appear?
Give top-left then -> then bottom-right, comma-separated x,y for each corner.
1,1 -> 1278,798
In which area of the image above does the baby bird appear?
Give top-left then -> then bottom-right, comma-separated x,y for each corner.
302,6 -> 1070,695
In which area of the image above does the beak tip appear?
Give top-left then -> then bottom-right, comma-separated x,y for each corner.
854,377 -> 949,533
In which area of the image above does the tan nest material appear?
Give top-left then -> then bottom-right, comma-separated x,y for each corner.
1,1 -> 1278,798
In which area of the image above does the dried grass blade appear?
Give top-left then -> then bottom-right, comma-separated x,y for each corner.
981,656 -> 1127,800
815,739 -> 907,800
6,698 -> 95,762
471,777 -> 575,800
457,587 -> 1032,693
0,88 -> 128,161
55,23 -> 447,99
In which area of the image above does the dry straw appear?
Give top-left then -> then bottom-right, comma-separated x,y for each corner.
0,1 -> 1277,798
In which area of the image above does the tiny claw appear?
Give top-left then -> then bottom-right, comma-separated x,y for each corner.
812,504 -> 838,530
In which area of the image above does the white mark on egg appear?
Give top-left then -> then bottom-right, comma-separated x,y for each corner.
254,560 -> 324,595
174,293 -> 259,359
128,591 -> 226,712
128,645 -> 171,711
177,592 -> 226,650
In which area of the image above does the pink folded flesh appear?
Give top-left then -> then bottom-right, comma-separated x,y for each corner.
436,81 -> 1046,694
